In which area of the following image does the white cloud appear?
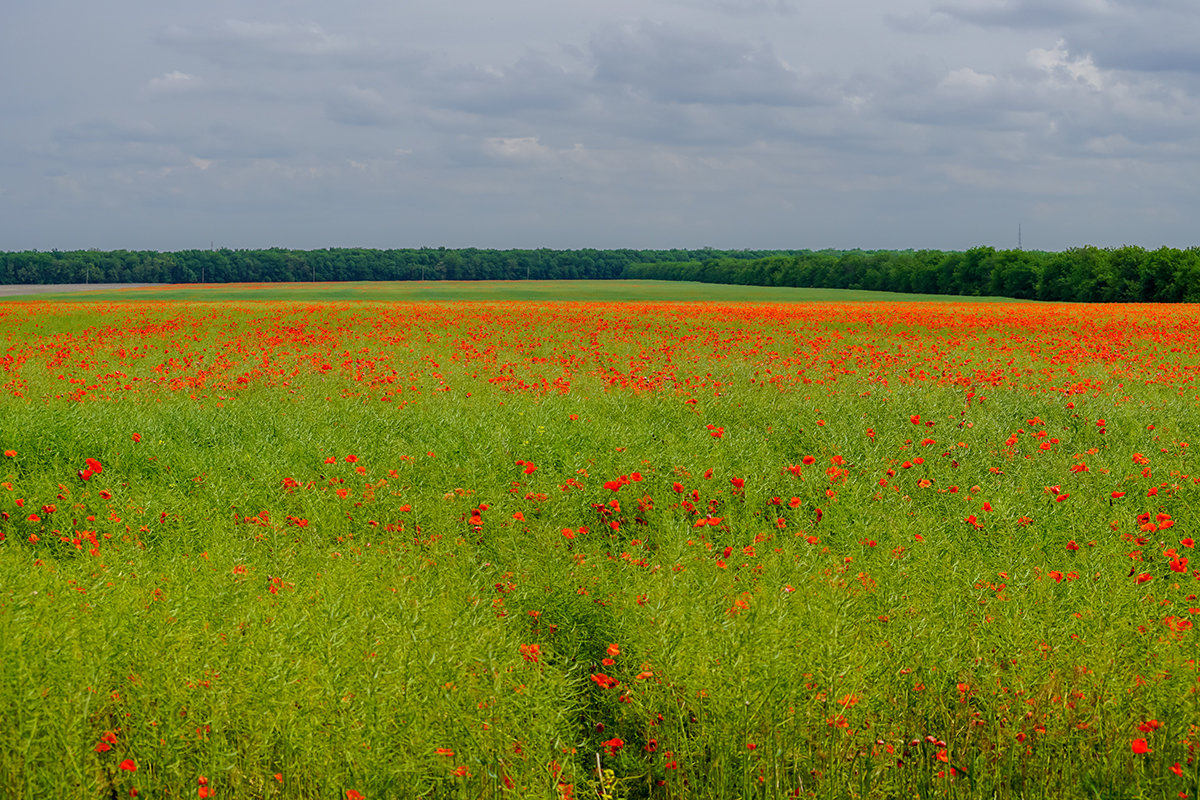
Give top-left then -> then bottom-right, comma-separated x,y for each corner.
147,71 -> 199,93
1028,40 -> 1103,89
483,136 -> 553,160
939,67 -> 998,93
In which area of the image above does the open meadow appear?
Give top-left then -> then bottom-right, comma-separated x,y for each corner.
1,283 -> 1198,799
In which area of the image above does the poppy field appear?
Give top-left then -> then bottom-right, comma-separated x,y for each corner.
1,294 -> 1199,799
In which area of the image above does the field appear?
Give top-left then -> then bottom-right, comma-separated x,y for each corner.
0,279 -> 1024,304
1,284 -> 1198,799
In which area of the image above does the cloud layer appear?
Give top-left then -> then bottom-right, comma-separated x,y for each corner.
2,0 -> 1199,250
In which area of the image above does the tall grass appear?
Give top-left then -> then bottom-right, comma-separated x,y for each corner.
0,298 -> 1197,798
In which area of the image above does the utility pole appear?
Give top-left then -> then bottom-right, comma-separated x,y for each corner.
1018,224 -> 1022,250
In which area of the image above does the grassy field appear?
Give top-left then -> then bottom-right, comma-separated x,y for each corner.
0,286 -> 1196,799
0,279 -> 1025,304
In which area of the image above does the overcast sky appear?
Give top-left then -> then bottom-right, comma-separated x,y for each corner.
3,0 -> 1199,252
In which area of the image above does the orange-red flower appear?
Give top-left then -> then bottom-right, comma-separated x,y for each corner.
591,673 -> 620,690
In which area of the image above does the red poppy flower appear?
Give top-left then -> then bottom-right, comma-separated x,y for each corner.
591,673 -> 620,689
118,759 -> 137,772
1131,738 -> 1151,754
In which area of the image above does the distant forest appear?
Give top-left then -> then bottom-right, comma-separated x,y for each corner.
3,245 -> 1199,302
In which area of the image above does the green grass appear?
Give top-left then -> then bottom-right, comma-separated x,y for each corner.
0,279 -> 1026,304
0,298 -> 1192,800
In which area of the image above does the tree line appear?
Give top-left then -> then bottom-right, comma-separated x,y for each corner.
627,246 -> 1200,302
2,245 -> 1198,302
0,247 -> 792,287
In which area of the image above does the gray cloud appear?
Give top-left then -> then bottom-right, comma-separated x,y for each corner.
930,0 -> 1200,76
424,54 -> 590,115
589,21 -> 838,107
324,85 -> 398,126
3,0 -> 1200,251
675,0 -> 799,14
933,0 -> 1107,28
156,19 -> 422,71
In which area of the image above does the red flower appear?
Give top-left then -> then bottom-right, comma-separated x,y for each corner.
1131,738 -> 1151,754
118,759 -> 137,772
602,738 -> 625,756
346,792 -> 365,800
591,673 -> 620,690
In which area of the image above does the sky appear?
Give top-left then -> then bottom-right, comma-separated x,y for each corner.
3,0 -> 1199,252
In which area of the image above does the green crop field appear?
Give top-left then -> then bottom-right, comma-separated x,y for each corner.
0,287 -> 1194,799
0,279 -> 1024,304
